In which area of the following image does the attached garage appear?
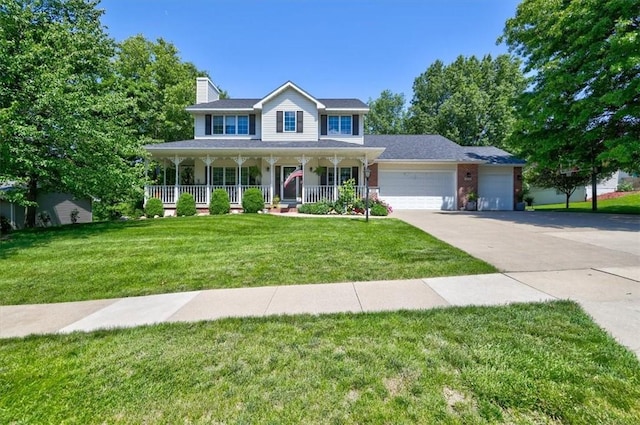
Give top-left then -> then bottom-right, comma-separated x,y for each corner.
478,167 -> 513,211
378,167 -> 456,210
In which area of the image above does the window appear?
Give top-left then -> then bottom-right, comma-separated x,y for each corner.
326,167 -> 358,185
210,167 -> 259,185
327,115 -> 352,135
284,111 -> 296,132
212,115 -> 250,135
237,116 -> 249,135
213,116 -> 224,134
225,116 -> 236,134
340,116 -> 352,135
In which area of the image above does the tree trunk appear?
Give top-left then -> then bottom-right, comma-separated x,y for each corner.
565,192 -> 570,209
591,172 -> 598,211
25,178 -> 38,228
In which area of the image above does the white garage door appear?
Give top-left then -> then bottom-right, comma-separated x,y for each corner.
379,170 -> 456,210
478,168 -> 513,211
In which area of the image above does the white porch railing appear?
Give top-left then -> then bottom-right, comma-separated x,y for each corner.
146,185 -> 272,206
146,185 -> 376,206
303,186 -> 379,204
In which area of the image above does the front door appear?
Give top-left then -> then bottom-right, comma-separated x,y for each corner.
282,166 -> 299,201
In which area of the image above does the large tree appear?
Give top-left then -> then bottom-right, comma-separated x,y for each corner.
113,35 -> 219,143
406,54 -> 526,148
365,90 -> 406,134
501,0 -> 639,209
0,0 -> 145,227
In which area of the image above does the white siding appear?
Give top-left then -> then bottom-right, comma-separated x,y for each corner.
529,186 -> 586,205
196,77 -> 219,104
261,88 -> 318,141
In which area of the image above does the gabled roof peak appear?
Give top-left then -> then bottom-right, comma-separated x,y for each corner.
253,81 -> 325,109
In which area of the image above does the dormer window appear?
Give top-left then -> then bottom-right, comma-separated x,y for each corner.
284,111 -> 296,132
276,110 -> 303,133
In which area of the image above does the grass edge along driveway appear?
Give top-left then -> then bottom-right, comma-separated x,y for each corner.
0,215 -> 496,305
1,301 -> 639,423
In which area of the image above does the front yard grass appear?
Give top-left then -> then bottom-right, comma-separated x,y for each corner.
533,192 -> 640,214
1,301 -> 639,424
0,215 -> 496,305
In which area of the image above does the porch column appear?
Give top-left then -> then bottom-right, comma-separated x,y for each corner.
200,155 -> 215,206
327,155 -> 343,201
234,155 -> 247,204
359,156 -> 369,200
143,159 -> 149,206
296,155 -> 310,203
171,156 -> 186,204
267,156 -> 279,204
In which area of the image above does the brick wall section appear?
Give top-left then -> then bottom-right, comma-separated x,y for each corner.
368,163 -> 379,187
513,166 -> 523,208
457,164 -> 479,209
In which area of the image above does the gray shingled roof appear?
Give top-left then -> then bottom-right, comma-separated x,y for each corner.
187,98 -> 368,110
363,135 -> 525,164
187,99 -> 259,110
318,99 -> 368,109
462,146 -> 526,165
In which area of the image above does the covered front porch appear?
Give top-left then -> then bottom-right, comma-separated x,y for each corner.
144,149 -> 383,210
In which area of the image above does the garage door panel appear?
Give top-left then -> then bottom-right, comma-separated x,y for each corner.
379,170 -> 456,210
478,170 -> 513,211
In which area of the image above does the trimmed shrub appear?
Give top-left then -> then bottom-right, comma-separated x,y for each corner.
176,192 -> 197,216
370,203 -> 389,216
298,200 -> 333,215
145,198 -> 164,217
242,188 -> 265,213
209,189 -> 230,215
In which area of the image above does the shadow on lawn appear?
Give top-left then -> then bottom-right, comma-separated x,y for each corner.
440,210 -> 640,232
0,220 -> 154,260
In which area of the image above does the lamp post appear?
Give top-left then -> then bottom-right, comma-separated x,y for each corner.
365,167 -> 371,222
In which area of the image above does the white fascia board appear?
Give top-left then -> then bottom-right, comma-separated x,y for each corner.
253,81 -> 325,109
322,108 -> 370,113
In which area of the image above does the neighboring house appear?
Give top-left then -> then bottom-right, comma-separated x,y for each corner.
0,182 -> 92,229
528,187 -> 587,205
586,170 -> 638,199
144,78 -> 525,212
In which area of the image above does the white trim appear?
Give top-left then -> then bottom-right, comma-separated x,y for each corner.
254,81 -> 325,109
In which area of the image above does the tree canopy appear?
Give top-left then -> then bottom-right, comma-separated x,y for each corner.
406,54 -> 526,148
501,0 -> 640,205
113,35 -> 214,143
365,90 -> 406,135
0,0 -> 145,226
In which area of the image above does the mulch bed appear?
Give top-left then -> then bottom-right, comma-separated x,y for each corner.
596,190 -> 639,200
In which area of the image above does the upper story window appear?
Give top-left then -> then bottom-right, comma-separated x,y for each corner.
284,111 -> 296,132
276,110 -> 303,133
321,114 -> 358,136
328,115 -> 352,135
208,115 -> 251,135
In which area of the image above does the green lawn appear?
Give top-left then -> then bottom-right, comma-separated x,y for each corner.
1,301 -> 638,424
0,215 -> 496,305
534,192 -> 640,214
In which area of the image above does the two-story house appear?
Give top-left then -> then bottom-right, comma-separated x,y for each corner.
144,78 -> 525,213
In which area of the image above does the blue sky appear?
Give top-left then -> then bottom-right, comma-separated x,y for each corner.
99,0 -> 521,103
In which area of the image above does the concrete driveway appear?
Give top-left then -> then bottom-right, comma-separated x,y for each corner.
395,210 -> 640,356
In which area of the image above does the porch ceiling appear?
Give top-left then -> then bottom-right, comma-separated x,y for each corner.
145,139 -> 385,160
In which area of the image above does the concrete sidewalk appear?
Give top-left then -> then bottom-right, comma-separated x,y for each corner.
2,266 -> 639,357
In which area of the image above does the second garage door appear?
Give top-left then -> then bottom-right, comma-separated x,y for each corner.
379,170 -> 456,210
478,167 -> 514,211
